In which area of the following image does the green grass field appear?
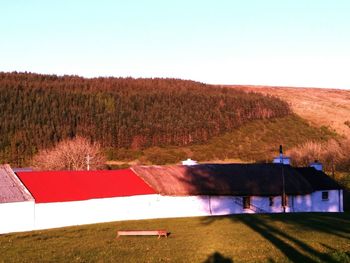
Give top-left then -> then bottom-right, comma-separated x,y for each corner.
1,213 -> 349,263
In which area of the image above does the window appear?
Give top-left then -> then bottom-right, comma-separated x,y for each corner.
243,196 -> 251,209
269,196 -> 274,206
322,191 -> 329,201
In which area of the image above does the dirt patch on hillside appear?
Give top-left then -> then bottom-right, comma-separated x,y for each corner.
228,85 -> 350,139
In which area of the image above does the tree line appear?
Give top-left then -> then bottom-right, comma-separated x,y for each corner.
0,72 -> 291,166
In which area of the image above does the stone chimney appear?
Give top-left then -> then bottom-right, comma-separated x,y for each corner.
182,158 -> 198,166
273,156 -> 291,165
272,145 -> 291,165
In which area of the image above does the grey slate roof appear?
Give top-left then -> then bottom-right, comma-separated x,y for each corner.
132,163 -> 318,196
295,167 -> 342,191
0,164 -> 34,203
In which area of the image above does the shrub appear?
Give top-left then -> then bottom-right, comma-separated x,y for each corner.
287,139 -> 350,172
32,136 -> 106,170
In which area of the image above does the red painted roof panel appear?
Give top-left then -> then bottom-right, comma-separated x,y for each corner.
16,169 -> 156,203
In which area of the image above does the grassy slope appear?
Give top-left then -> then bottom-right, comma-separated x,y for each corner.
229,86 -> 350,139
0,213 -> 349,262
188,114 -> 336,162
109,115 -> 336,167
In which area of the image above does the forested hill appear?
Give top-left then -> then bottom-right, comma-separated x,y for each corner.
0,72 -> 291,165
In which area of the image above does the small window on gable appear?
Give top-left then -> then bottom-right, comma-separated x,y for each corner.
243,196 -> 251,209
269,196 -> 274,206
322,191 -> 329,201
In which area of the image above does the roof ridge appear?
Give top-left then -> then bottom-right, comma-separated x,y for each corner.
130,167 -> 158,194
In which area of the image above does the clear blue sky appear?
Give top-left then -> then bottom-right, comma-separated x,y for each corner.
1,0 -> 349,89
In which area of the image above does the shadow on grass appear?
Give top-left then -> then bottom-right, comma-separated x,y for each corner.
237,215 -> 338,263
273,213 -> 350,240
177,165 -> 349,262
201,213 -> 349,262
203,252 -> 233,263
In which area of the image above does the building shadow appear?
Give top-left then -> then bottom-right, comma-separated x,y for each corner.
178,165 -> 348,262
201,213 -> 348,262
203,252 -> 233,263
237,215 -> 338,263
272,213 -> 350,240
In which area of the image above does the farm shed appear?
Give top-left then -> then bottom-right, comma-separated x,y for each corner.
15,169 -> 157,230
0,162 -> 344,234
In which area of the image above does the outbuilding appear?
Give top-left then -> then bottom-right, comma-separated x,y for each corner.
16,169 -> 157,231
0,164 -> 34,234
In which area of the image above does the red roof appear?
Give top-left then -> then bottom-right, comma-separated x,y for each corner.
16,169 -> 156,203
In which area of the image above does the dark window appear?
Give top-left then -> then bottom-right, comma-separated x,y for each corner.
322,191 -> 329,200
243,196 -> 250,209
269,197 -> 274,206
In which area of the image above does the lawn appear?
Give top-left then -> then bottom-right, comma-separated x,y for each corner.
0,213 -> 349,263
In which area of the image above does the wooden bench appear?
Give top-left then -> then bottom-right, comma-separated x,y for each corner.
117,230 -> 169,239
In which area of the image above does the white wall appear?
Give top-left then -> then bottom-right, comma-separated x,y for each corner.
145,195 -> 211,218
311,190 -> 343,212
208,196 -> 281,215
34,194 -> 159,230
0,201 -> 35,234
291,194 -> 313,212
1,190 -> 343,234
33,195 -> 270,231
291,190 -> 343,212
32,195 -> 287,231
33,195 -> 212,230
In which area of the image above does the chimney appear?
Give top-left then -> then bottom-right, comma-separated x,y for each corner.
310,160 -> 323,171
272,145 -> 291,165
181,158 -> 198,166
279,145 -> 283,158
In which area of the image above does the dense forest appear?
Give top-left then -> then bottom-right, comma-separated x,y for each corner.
0,72 -> 291,166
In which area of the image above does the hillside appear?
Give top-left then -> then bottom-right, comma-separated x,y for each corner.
0,213 -> 349,262
229,85 -> 350,139
109,115 -> 336,166
0,72 -> 291,166
1,72 -> 343,167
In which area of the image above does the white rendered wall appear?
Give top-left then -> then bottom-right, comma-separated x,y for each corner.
209,196 -> 243,215
34,194 -> 160,230
252,196 -> 284,213
291,194 -> 313,212
290,190 -> 343,212
33,195 -> 287,231
209,196 -> 281,215
145,195 -> 211,218
311,190 -> 343,212
33,195 -> 214,230
0,201 -> 35,234
1,191 -> 343,234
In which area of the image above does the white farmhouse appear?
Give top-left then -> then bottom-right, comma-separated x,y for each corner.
132,163 -> 343,215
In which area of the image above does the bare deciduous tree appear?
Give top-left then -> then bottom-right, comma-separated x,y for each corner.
32,136 -> 106,170
321,139 -> 344,174
287,139 -> 349,173
338,138 -> 350,169
287,141 -> 323,167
